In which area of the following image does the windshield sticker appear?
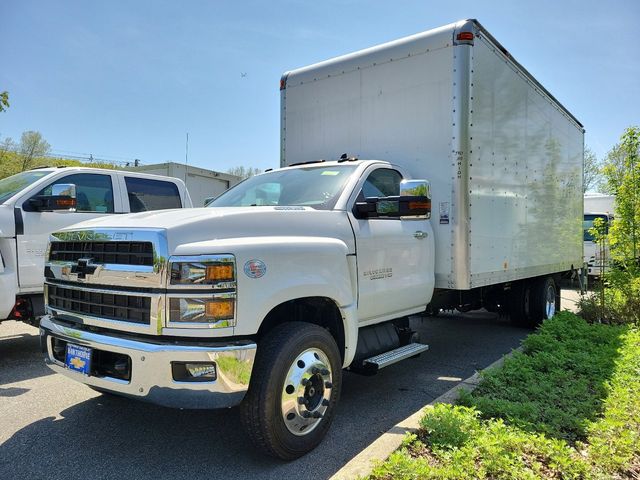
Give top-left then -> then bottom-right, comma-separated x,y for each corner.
244,259 -> 267,279
439,202 -> 450,225
320,171 -> 340,176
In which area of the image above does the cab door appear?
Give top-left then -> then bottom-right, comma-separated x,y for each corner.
16,172 -> 121,290
347,167 -> 434,324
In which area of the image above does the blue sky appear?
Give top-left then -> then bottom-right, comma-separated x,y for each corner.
0,0 -> 638,172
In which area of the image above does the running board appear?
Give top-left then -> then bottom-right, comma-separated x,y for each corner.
362,343 -> 429,373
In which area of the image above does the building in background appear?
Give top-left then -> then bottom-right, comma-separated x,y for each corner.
127,162 -> 240,207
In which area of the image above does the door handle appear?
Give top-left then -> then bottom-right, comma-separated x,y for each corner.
413,231 -> 428,239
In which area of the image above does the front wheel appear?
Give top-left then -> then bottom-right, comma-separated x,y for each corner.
240,322 -> 342,460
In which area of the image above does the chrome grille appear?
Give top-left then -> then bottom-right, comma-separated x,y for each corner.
48,284 -> 151,325
49,241 -> 154,266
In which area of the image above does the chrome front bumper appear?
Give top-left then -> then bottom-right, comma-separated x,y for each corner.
40,315 -> 256,409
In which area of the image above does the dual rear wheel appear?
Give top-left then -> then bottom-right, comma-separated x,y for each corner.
509,276 -> 559,328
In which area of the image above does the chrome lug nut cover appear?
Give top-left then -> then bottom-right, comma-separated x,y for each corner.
281,348 -> 333,436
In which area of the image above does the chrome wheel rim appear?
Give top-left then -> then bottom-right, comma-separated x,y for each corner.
281,348 -> 333,436
545,285 -> 556,318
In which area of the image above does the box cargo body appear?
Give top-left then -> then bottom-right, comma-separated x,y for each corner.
281,19 -> 584,290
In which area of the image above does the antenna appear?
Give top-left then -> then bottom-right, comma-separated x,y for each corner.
184,132 -> 189,186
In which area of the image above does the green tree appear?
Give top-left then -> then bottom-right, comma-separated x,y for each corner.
607,126 -> 640,267
0,136 -> 19,178
579,127 -> 640,324
227,166 -> 262,179
0,91 -> 9,112
0,136 -> 16,162
0,132 -> 120,180
583,146 -> 601,193
599,143 -> 627,194
18,130 -> 50,171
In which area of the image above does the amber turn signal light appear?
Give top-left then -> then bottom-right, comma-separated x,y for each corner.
205,264 -> 234,282
205,299 -> 234,319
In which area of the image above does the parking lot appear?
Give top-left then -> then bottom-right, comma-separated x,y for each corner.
0,307 -> 541,480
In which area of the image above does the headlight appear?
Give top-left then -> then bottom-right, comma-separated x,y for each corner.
168,255 -> 236,328
170,255 -> 235,286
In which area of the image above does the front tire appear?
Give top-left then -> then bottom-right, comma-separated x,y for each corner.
240,322 -> 342,460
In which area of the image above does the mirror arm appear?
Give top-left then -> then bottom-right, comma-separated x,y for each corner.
353,199 -> 378,219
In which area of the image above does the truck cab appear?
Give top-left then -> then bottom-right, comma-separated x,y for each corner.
39,159 -> 435,457
0,166 -> 192,324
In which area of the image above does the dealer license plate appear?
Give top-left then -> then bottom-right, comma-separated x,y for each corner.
65,344 -> 92,375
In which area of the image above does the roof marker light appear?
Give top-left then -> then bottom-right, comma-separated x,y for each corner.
456,32 -> 474,42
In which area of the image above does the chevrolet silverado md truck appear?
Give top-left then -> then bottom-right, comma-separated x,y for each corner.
40,20 -> 584,459
0,166 -> 192,325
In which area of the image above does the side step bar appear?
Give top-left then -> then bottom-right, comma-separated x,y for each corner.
362,343 -> 429,373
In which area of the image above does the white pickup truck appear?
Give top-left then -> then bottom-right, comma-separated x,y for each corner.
39,20 -> 583,459
0,166 -> 192,324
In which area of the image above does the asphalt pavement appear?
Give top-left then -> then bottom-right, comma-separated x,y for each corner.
0,309 -> 533,480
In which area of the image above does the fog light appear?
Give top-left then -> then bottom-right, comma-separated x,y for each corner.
186,363 -> 217,379
172,362 -> 217,382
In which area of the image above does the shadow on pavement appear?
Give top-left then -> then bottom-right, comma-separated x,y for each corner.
0,323 -> 55,384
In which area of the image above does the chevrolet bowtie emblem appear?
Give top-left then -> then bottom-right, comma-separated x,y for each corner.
71,258 -> 98,279
70,357 -> 86,369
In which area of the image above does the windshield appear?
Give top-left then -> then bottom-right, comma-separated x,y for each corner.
583,214 -> 610,242
209,165 -> 358,210
0,170 -> 51,204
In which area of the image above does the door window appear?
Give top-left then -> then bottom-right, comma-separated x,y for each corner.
125,177 -> 182,212
361,169 -> 402,198
33,173 -> 114,212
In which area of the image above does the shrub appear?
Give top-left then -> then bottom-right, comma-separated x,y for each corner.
578,272 -> 640,325
586,328 -> 640,476
419,404 -> 481,449
370,405 -> 588,480
459,312 -> 624,441
369,315 -> 640,479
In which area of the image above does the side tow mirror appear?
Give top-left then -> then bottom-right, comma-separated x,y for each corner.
29,183 -> 77,211
398,179 -> 431,219
354,179 -> 431,219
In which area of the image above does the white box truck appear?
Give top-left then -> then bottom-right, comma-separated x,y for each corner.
0,166 -> 192,325
583,193 -> 615,276
39,19 -> 583,459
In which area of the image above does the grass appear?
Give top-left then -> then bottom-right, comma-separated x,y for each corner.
215,355 -> 252,385
368,312 -> 640,479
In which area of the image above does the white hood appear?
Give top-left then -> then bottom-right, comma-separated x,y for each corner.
55,207 -> 356,254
